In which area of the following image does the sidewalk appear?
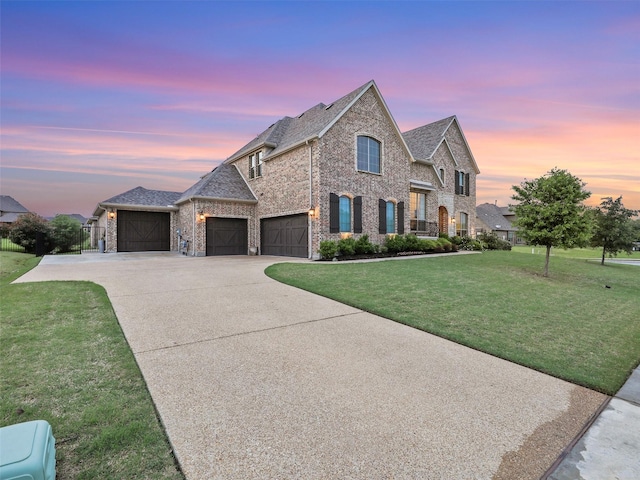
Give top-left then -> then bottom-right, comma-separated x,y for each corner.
546,364 -> 640,479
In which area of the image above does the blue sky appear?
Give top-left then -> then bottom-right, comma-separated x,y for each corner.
1,0 -> 638,217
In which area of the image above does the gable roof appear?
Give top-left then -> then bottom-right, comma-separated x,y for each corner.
476,203 -> 516,230
97,186 -> 182,214
0,195 -> 30,222
225,80 -> 413,163
0,195 -> 29,214
402,116 -> 480,174
176,163 -> 256,204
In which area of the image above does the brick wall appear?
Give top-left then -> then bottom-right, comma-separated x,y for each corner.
317,88 -> 411,250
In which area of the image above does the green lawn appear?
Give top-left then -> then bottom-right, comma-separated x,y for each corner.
512,244 -> 640,260
266,251 -> 640,395
0,252 -> 183,479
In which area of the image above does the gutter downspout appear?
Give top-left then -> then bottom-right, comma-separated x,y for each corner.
307,139 -> 313,259
191,199 -> 196,256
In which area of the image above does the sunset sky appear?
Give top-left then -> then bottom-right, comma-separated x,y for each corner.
2,1 -> 638,218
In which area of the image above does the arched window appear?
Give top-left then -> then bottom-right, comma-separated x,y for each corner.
357,136 -> 381,174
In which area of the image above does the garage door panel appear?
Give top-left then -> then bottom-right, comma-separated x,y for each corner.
206,218 -> 247,256
261,214 -> 308,258
118,211 -> 170,252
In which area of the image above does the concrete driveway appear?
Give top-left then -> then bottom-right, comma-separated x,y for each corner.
15,253 -> 608,479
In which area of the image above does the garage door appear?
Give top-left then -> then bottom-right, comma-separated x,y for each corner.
261,214 -> 308,258
117,211 -> 170,252
206,217 -> 247,256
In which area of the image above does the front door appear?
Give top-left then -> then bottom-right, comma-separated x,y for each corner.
438,206 -> 449,234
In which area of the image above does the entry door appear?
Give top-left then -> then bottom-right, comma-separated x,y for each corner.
438,206 -> 449,234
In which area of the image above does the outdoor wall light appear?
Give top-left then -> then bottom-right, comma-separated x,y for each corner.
451,216 -> 456,225
108,210 -> 115,219
308,207 -> 315,217
198,211 -> 205,221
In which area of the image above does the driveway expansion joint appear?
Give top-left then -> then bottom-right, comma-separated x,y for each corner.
134,311 -> 364,355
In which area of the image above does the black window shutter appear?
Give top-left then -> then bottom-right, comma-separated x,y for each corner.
353,196 -> 363,233
454,170 -> 460,194
397,201 -> 405,234
329,193 -> 339,233
379,199 -> 387,234
465,173 -> 470,196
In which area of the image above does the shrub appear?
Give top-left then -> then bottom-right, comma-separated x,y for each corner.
319,240 -> 338,260
437,237 -> 452,252
384,234 -> 406,253
0,224 -> 10,238
438,232 -> 450,240
403,234 -> 422,252
337,237 -> 357,256
450,235 -> 463,245
457,236 -> 483,251
477,231 -> 512,251
50,214 -> 84,253
354,235 -> 377,255
8,213 -> 53,254
420,239 -> 437,252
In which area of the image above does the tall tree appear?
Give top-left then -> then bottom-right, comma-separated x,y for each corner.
511,168 -> 591,277
591,196 -> 638,265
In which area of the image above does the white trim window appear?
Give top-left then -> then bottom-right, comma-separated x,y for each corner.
249,151 -> 263,179
357,136 -> 381,174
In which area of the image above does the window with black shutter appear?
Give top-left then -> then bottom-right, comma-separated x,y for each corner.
353,196 -> 362,233
465,173 -> 470,196
329,193 -> 339,233
397,201 -> 404,234
379,199 -> 387,234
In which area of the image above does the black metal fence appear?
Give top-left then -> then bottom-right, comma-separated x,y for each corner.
0,225 -> 105,256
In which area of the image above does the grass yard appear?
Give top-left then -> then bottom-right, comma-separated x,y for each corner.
266,251 -> 640,395
0,252 -> 183,479
512,244 -> 640,260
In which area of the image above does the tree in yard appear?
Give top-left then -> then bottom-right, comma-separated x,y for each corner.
50,214 -> 84,253
8,212 -> 53,254
511,168 -> 591,277
590,196 -> 639,265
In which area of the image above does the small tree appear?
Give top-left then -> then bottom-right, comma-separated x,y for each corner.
591,196 -> 638,265
8,212 -> 53,254
511,168 -> 591,277
50,214 -> 83,253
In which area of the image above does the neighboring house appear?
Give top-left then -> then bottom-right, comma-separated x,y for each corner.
92,80 -> 480,258
476,203 -> 522,245
0,195 -> 30,224
46,214 -> 88,224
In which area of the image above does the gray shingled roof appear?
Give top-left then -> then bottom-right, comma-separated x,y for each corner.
476,203 -> 516,230
176,163 -> 256,204
102,187 -> 182,207
0,195 -> 29,214
402,116 -> 455,161
226,81 -> 375,163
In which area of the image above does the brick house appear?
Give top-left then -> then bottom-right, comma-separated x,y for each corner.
92,80 -> 480,258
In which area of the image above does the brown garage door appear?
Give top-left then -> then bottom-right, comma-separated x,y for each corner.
206,217 -> 247,256
117,211 -> 170,252
261,214 -> 308,258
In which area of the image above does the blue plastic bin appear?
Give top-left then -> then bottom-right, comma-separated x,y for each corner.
0,420 -> 56,480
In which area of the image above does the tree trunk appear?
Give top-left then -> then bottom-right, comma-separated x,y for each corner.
544,245 -> 551,277
601,247 -> 606,265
